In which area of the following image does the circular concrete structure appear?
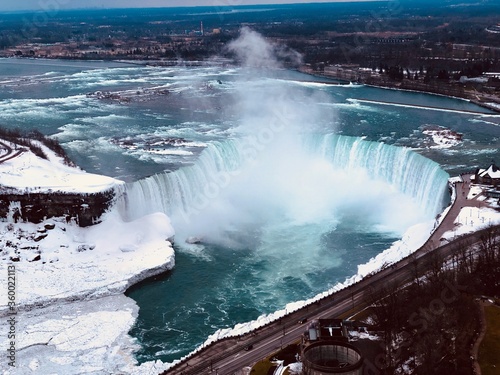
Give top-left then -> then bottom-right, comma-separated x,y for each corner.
302,342 -> 363,375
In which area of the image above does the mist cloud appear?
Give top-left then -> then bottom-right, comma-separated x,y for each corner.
227,27 -> 302,68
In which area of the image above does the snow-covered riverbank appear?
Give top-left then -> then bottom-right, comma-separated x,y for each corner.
0,211 -> 176,375
0,139 -> 176,374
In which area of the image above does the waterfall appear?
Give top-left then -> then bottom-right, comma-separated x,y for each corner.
305,134 -> 450,217
121,134 -> 450,225
121,140 -> 245,221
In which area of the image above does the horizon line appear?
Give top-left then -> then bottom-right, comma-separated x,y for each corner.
0,1 -> 387,14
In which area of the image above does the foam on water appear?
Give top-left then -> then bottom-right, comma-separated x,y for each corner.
320,100 -> 386,114
469,117 -> 500,126
350,98 -> 500,117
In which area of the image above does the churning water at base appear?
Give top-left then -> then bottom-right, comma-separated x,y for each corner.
123,133 -> 449,363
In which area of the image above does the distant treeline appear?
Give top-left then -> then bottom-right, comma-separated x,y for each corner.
0,127 -> 74,166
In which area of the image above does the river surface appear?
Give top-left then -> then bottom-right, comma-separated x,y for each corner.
1,58 -> 499,363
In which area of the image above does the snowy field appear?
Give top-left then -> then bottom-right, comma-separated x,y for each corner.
0,140 -> 120,194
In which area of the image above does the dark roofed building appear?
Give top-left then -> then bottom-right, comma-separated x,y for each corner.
304,319 -> 349,343
473,162 -> 500,187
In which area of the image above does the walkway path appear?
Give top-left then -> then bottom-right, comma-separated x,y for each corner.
426,173 -> 489,250
472,299 -> 487,375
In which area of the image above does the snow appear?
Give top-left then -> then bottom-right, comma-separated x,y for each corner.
478,164 -> 500,179
0,210 -> 174,310
422,127 -> 462,149
441,206 -> 500,240
355,220 -> 434,278
0,210 -> 175,374
468,185 -> 484,199
273,361 -> 285,375
287,362 -> 303,374
459,76 -> 489,84
145,149 -> 194,156
0,139 -> 123,194
1,295 -> 143,374
348,330 -> 380,341
0,139 -> 176,374
485,102 -> 500,110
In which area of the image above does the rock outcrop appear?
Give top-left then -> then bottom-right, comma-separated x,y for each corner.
0,189 -> 116,227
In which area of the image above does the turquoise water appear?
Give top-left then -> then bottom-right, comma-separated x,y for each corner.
0,58 -> 499,364
123,134 -> 449,363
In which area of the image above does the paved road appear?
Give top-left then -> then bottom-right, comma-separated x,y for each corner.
165,229 -> 496,375
163,175 -> 497,375
0,141 -> 24,164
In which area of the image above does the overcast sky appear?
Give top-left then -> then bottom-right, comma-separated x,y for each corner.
0,0 -> 377,12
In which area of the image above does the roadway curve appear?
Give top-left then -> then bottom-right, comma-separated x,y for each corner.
163,175 -> 496,375
0,141 -> 25,164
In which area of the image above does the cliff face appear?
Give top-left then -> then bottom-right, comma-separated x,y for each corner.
0,189 -> 116,227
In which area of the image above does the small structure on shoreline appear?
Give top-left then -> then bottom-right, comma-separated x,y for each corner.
304,319 -> 349,343
301,319 -> 364,374
472,162 -> 500,203
302,341 -> 364,375
473,162 -> 500,187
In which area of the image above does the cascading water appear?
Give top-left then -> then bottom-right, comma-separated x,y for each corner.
306,134 -> 450,217
122,134 -> 449,232
121,139 -> 244,223
123,133 -> 451,361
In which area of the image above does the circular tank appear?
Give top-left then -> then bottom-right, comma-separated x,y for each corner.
302,341 -> 363,375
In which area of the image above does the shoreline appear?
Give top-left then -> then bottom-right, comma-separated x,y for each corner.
4,55 -> 499,114
0,212 -> 176,374
0,139 -> 176,374
164,174 -> 500,374
162,181 -> 451,371
298,66 -> 500,115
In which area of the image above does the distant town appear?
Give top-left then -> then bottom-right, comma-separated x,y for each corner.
1,3 -> 500,108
